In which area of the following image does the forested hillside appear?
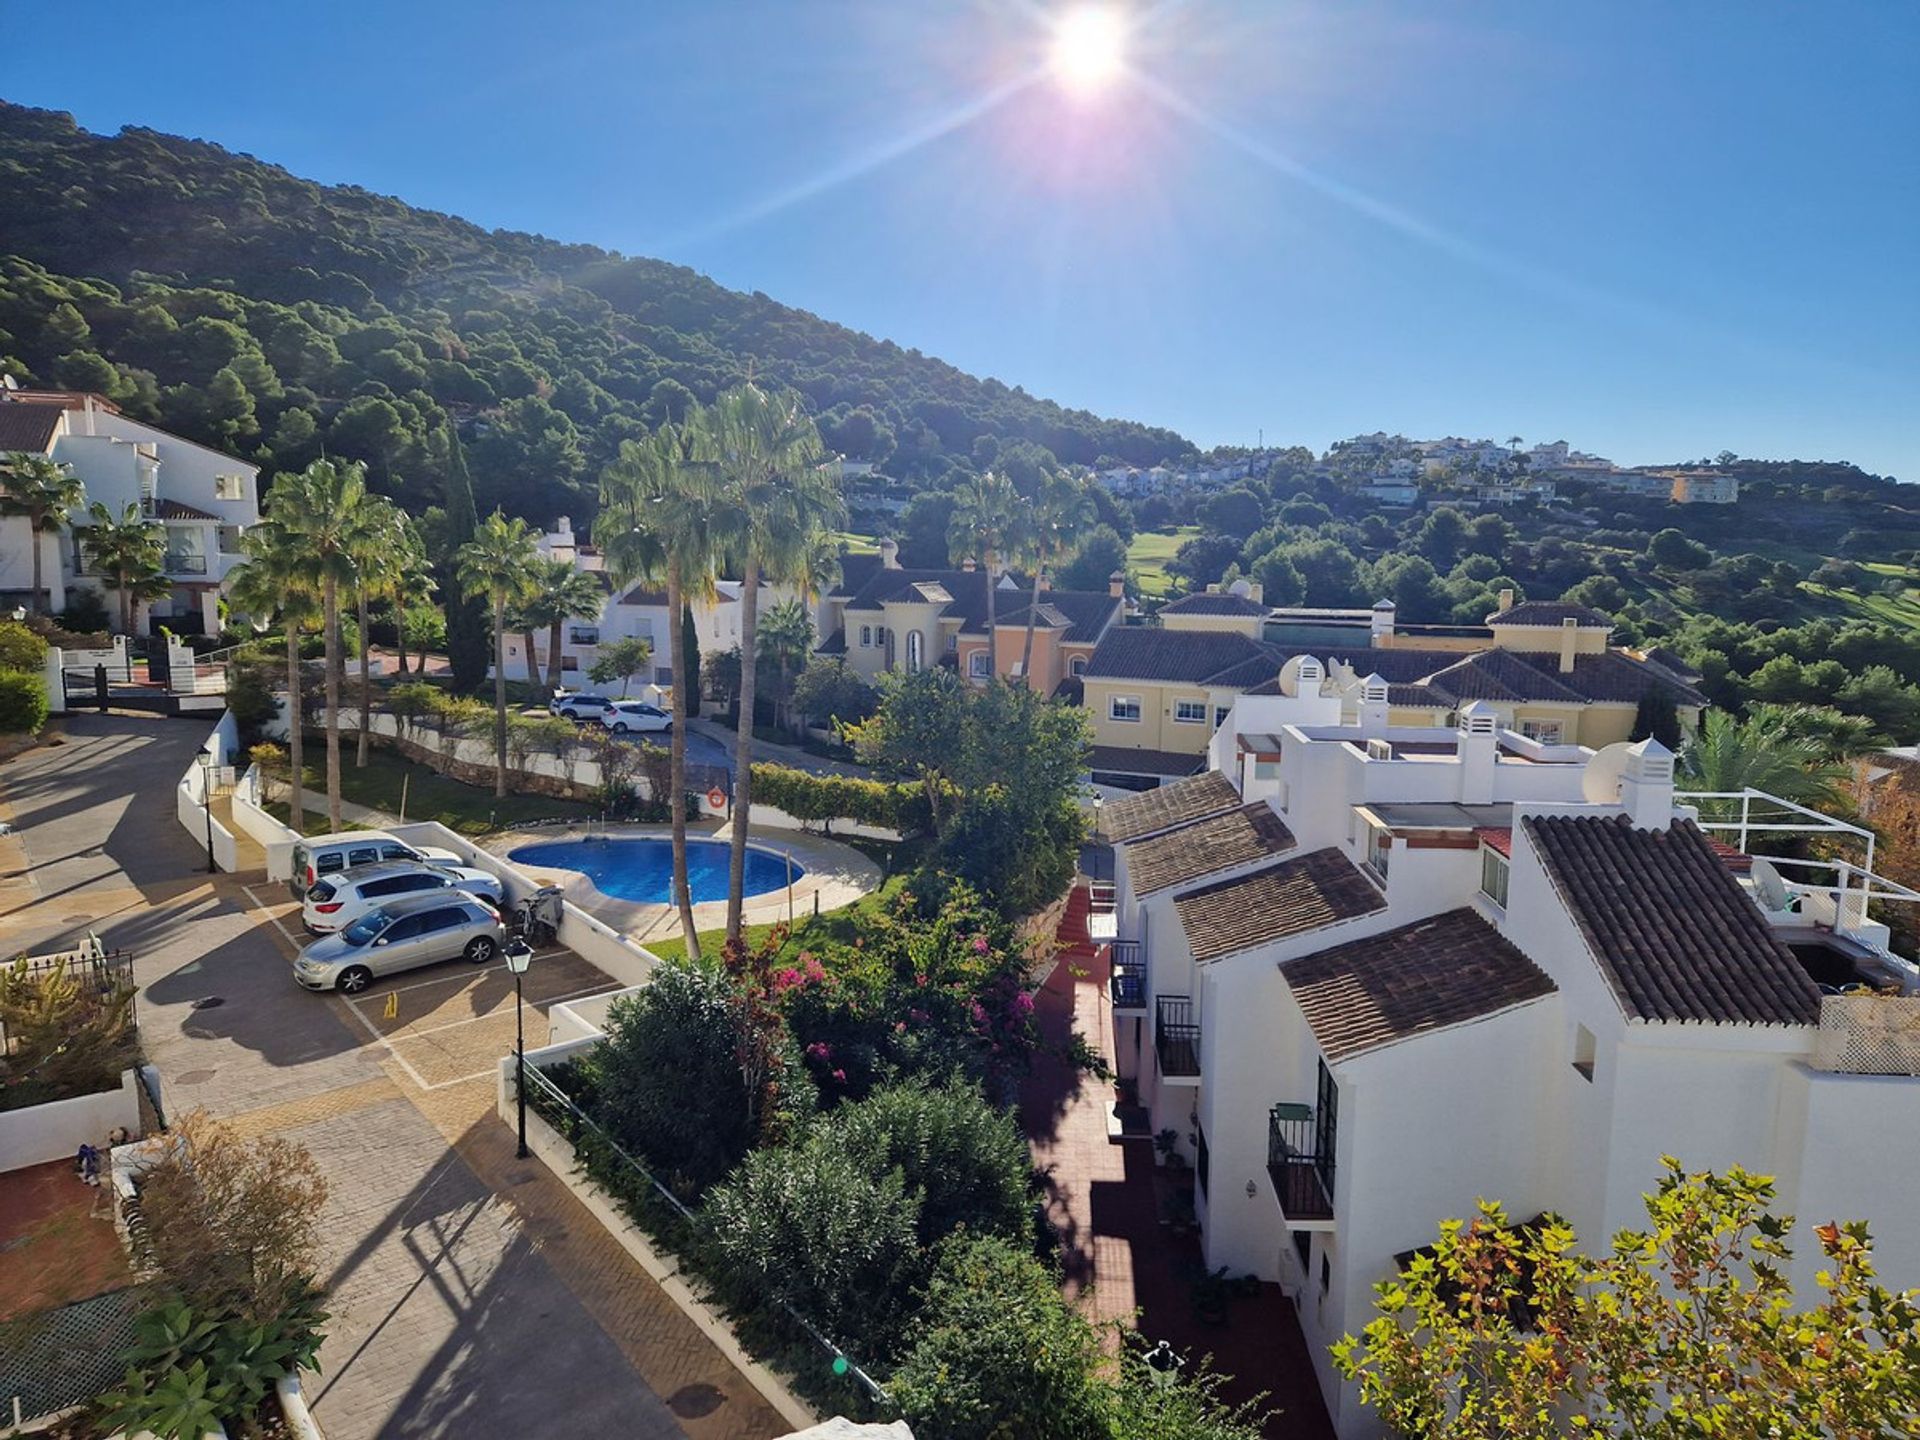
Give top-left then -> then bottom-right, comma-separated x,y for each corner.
0,102 -> 1194,523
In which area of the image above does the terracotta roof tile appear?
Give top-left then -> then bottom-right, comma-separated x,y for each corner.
1524,815 -> 1818,1026
1083,628 -> 1279,684
1095,770 -> 1240,843
155,498 -> 220,521
1124,803 -> 1295,896
1160,591 -> 1268,616
1175,847 -> 1386,963
0,403 -> 64,454
1285,908 -> 1556,1062
1488,601 -> 1613,628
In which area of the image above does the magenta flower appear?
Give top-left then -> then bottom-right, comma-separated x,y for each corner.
805,1041 -> 831,1061
972,935 -> 990,955
831,1068 -> 847,1083
1015,992 -> 1035,1015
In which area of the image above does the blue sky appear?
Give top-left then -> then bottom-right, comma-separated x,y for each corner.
5,1 -> 1916,477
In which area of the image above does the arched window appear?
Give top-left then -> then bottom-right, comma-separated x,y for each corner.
906,630 -> 924,673
859,624 -> 872,648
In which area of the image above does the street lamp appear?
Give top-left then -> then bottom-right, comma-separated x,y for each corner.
198,752 -> 217,874
505,938 -> 534,1158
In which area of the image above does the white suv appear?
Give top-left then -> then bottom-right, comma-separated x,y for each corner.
301,860 -> 505,934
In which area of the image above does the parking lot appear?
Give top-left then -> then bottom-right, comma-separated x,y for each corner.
242,883 -> 621,1091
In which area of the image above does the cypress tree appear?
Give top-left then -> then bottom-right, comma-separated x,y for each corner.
681,603 -> 701,719
441,425 -> 491,691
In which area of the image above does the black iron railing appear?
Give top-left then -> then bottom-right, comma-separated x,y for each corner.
1110,939 -> 1146,1009
1268,1103 -> 1335,1220
164,552 -> 208,575
1155,994 -> 1200,1077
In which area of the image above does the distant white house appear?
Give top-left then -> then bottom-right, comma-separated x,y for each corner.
0,388 -> 261,633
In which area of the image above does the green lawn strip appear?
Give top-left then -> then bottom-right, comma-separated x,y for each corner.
283,742 -> 592,836
641,874 -> 909,963
1126,525 -> 1199,599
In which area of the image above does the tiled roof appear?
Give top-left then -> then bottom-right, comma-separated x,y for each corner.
1088,745 -> 1208,780
1423,648 -> 1588,705
155,498 -> 220,521
1642,646 -> 1702,680
1175,847 -> 1386,963
617,585 -> 669,607
1488,601 -> 1613,628
1124,803 -> 1296,896
1285,908 -> 1556,1063
1083,628 -> 1279,685
1475,826 -> 1513,857
1282,641 -> 1706,709
1525,815 -> 1818,1026
964,589 -> 1121,645
0,403 -> 64,454
1506,649 -> 1708,708
814,627 -> 847,656
1309,646 -> 1454,684
1160,591 -> 1269,617
1095,770 -> 1240,843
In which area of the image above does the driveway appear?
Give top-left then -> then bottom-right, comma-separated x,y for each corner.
0,714 -> 785,1440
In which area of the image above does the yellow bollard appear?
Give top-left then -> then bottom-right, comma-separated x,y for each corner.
383,991 -> 398,1021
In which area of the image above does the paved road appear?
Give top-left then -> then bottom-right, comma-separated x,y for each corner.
0,714 -> 786,1440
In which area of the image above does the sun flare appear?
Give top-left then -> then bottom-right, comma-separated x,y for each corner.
1049,5 -> 1128,97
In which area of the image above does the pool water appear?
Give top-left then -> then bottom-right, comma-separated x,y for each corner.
507,837 -> 802,905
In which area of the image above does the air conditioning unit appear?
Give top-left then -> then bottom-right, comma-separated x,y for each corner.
1365,738 -> 1394,761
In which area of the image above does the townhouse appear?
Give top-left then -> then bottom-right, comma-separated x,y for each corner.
1093,702 -> 1920,1438
0,388 -> 260,633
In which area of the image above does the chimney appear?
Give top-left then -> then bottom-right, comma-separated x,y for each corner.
1369,600 -> 1396,647
556,515 -> 572,537
1358,673 -> 1390,737
83,393 -> 97,436
1558,616 -> 1578,674
1109,570 -> 1126,599
1497,587 -> 1514,613
1246,580 -> 1264,605
1455,700 -> 1498,804
879,537 -> 900,570
1619,738 -> 1675,829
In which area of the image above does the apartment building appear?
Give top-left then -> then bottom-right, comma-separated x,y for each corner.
1092,702 -> 1920,1439
1664,468 -> 1742,504
0,389 -> 260,633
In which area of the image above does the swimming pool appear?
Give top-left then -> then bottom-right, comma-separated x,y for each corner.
507,836 -> 803,905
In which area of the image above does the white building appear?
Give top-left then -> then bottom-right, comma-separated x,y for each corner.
0,389 -> 260,633
1094,700 -> 1920,1438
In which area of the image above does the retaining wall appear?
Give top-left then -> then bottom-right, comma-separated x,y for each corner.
0,1069 -> 140,1173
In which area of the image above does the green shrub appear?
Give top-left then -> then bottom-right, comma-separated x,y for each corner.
0,619 -> 48,673
57,587 -> 110,635
703,1141 -> 924,1360
823,1080 -> 1033,1248
223,656 -> 280,739
890,1236 -> 1109,1440
0,670 -> 49,733
750,761 -> 933,833
99,1293 -> 327,1440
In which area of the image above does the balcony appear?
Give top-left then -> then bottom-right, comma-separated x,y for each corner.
1155,995 -> 1200,1079
1087,882 -> 1117,944
1268,1103 -> 1335,1224
1109,939 -> 1145,1011
164,552 -> 208,576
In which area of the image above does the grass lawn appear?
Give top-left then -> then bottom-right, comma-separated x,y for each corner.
833,530 -> 879,555
273,743 -> 593,836
1127,525 -> 1199,599
641,872 -> 910,962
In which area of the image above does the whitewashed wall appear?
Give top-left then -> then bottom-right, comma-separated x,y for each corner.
0,1068 -> 140,1173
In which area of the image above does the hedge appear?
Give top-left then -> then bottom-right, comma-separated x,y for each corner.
0,670 -> 49,734
749,762 -> 932,833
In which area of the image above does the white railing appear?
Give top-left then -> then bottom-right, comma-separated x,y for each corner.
1687,788 -> 1878,875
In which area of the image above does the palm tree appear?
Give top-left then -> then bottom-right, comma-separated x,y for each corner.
350,497 -> 406,767
1678,708 -> 1851,816
520,556 -> 607,702
948,471 -> 1020,680
0,455 -> 86,616
276,459 -> 375,832
756,599 -> 816,733
229,514 -> 319,834
697,382 -> 843,944
386,520 -> 437,678
456,510 -> 540,799
81,502 -> 170,636
600,422 -> 722,958
1016,472 -> 1094,684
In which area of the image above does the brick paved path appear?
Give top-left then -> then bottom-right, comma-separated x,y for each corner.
1020,881 -> 1334,1440
0,715 -> 786,1440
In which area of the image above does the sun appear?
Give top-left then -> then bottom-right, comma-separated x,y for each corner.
1049,5 -> 1129,97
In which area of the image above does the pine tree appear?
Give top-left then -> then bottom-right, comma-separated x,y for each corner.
440,425 -> 491,691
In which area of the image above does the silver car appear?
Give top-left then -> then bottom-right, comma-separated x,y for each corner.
293,891 -> 505,995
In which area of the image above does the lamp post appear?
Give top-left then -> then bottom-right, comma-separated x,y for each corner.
198,752 -> 217,874
505,938 -> 533,1158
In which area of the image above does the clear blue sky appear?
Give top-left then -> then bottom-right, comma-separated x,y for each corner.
5,1 -> 1916,478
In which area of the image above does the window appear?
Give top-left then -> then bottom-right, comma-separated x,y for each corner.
213,473 -> 247,501
1214,706 -> 1231,727
1110,695 -> 1142,723
1573,1024 -> 1596,1081
1364,822 -> 1391,881
345,845 -> 382,869
561,656 -> 579,672
419,907 -> 467,934
1195,1123 -> 1210,1199
1320,1254 -> 1330,1295
1314,1059 -> 1338,1202
968,650 -> 991,679
906,630 -> 923,673
1174,699 -> 1207,724
1070,655 -> 1088,677
381,915 -> 427,942
568,626 -> 599,646
1480,848 -> 1510,909
1520,719 -> 1563,744
859,624 -> 872,648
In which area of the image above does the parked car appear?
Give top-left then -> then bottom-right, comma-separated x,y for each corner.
550,692 -> 615,722
286,831 -> 465,900
301,860 -> 505,934
293,892 -> 506,994
598,700 -> 671,735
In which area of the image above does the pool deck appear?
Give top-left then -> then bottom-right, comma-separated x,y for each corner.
484,822 -> 882,947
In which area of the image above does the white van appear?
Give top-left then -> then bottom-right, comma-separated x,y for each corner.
286,830 -> 464,899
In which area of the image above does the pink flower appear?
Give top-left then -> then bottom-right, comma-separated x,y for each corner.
894,1021 -> 907,1034
972,935 -> 991,955
970,1002 -> 988,1025
1014,992 -> 1035,1015
914,973 -> 928,988
805,1041 -> 832,1061
832,1069 -> 847,1083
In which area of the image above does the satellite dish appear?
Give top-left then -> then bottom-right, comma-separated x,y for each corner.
1277,654 -> 1311,698
1581,741 -> 1635,804
1749,858 -> 1791,914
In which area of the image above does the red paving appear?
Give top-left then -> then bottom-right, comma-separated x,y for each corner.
0,1159 -> 134,1320
1021,883 -> 1335,1440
